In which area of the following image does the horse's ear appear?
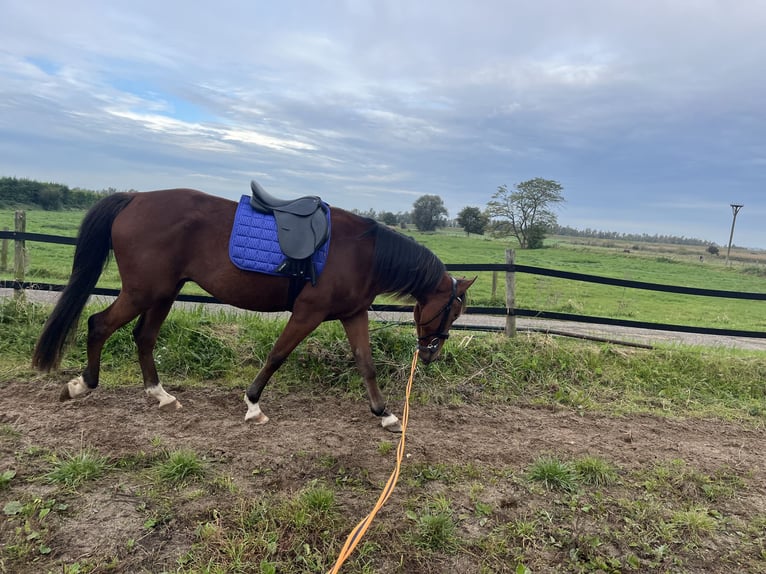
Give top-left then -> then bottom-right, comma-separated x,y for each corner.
456,276 -> 477,293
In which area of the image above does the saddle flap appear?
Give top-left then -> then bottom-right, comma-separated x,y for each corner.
275,207 -> 329,260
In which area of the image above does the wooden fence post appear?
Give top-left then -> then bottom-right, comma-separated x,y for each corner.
505,249 -> 516,337
14,211 -> 26,299
1,226 -> 8,272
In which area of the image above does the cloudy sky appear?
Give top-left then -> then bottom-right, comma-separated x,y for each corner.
1,1 -> 764,247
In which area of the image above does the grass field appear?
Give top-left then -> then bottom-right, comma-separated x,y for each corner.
0,297 -> 765,573
2,208 -> 766,331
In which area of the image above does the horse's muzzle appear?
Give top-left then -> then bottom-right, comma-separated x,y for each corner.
417,336 -> 446,364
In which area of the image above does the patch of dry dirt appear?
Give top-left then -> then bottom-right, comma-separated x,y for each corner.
1,379 -> 765,572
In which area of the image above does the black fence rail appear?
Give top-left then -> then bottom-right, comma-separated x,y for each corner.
2,229 -> 766,340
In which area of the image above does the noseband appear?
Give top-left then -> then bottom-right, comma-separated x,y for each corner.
416,277 -> 460,353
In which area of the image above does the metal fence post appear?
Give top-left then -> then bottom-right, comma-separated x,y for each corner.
505,249 -> 516,337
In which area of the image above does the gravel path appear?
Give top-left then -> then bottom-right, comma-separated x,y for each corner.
4,288 -> 765,351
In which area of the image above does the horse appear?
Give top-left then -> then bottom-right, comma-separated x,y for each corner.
32,185 -> 474,431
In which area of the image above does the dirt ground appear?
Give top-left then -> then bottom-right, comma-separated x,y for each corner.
1,376 -> 765,573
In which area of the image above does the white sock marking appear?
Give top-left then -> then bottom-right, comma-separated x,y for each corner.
244,395 -> 269,424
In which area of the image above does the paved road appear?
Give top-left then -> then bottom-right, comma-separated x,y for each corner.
4,288 -> 765,351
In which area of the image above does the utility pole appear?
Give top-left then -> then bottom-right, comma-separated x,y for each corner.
725,203 -> 743,266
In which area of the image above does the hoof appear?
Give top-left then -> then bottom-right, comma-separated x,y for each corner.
248,412 -> 270,425
159,399 -> 182,411
381,413 -> 402,433
146,384 -> 179,410
244,396 -> 269,425
61,376 -> 91,402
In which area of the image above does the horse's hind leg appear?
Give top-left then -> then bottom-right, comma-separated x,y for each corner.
133,296 -> 181,410
61,295 -> 143,402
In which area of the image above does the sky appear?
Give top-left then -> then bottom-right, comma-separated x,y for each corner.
1,1 -> 765,248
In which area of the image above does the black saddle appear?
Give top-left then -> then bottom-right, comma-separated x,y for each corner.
249,180 -> 329,285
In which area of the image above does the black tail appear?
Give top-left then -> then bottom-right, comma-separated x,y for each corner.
32,193 -> 136,371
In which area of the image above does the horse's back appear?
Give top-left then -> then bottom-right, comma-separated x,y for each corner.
113,188 -> 234,239
109,189 -> 237,289
107,188 -> 376,315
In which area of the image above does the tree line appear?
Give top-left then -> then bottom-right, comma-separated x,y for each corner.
378,177 -> 715,250
549,224 -> 711,247
2,176 -> 713,250
0,177 -> 126,210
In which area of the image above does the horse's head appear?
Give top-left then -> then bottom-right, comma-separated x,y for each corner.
414,275 -> 476,364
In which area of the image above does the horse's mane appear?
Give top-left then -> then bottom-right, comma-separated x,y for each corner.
366,221 -> 446,300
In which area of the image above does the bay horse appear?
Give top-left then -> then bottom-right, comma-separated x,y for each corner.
32,186 -> 474,431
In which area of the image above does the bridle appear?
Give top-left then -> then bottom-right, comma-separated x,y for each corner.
416,277 -> 461,354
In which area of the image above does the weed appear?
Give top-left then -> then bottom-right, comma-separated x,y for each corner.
154,449 -> 207,485
211,474 -> 239,494
407,462 -> 451,486
45,448 -> 110,488
0,469 -> 15,489
0,423 -> 21,439
527,456 -> 580,492
670,507 -> 718,542
406,495 -> 459,553
298,480 -> 336,516
507,518 -> 539,548
574,455 -> 619,486
1,497 -> 67,564
640,459 -> 742,501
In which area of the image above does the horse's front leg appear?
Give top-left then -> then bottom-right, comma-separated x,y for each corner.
244,312 -> 324,425
341,312 -> 401,432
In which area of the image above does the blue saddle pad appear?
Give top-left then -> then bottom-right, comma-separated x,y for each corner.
229,195 -> 330,277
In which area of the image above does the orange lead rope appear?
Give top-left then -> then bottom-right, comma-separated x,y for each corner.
327,349 -> 419,574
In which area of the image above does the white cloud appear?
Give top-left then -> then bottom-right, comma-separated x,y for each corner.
1,1 -> 766,246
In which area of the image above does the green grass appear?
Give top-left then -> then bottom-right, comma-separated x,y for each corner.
526,456 -> 580,492
573,455 -> 619,487
154,449 -> 207,486
45,448 -> 110,488
406,495 -> 459,553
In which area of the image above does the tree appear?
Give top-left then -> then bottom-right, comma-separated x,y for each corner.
378,211 -> 398,226
707,244 -> 720,256
412,195 -> 448,232
457,206 -> 489,236
487,178 -> 564,248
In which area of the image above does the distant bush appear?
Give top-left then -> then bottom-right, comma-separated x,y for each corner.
0,177 -> 115,210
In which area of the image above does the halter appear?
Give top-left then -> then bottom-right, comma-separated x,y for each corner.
416,277 -> 460,353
